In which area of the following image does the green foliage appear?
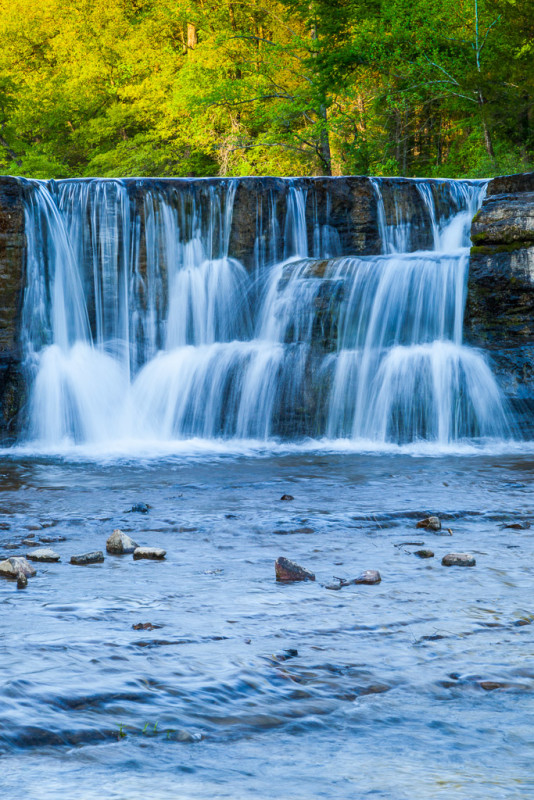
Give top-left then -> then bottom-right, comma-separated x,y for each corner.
0,0 -> 532,177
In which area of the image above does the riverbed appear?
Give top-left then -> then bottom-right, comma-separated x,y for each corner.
1,447 -> 533,798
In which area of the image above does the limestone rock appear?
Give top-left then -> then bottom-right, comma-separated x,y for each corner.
106,529 -> 139,554
353,569 -> 381,585
26,548 -> 60,562
275,556 -> 315,582
0,556 -> 36,579
416,516 -> 441,531
70,551 -> 104,565
441,553 -> 476,567
133,547 -> 166,560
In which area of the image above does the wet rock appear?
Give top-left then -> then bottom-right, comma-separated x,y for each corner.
0,556 -> 36,580
22,538 -> 41,547
414,549 -> 434,559
280,494 -> 294,501
503,521 -> 530,530
441,553 -> 476,567
133,547 -> 166,560
416,516 -> 441,531
325,582 -> 343,590
353,569 -> 381,585
26,548 -> 60,562
70,551 -> 105,565
275,556 -> 315,582
130,503 -> 150,513
132,622 -> 163,631
17,574 -> 27,589
479,681 -> 507,691
106,529 -> 139,555
40,535 -> 67,543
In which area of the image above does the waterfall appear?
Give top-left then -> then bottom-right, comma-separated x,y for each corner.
18,176 -> 511,450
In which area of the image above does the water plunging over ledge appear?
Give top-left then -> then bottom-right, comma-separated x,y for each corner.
17,176 -> 511,452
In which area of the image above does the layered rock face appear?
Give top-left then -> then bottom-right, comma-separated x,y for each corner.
467,173 -> 534,434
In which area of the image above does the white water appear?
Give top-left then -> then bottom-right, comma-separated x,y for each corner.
19,176 -> 512,452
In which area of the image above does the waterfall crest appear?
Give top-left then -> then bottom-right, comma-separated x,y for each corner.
18,176 -> 511,450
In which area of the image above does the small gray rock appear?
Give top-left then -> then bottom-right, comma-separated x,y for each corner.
0,556 -> 37,579
70,551 -> 105,566
22,539 -> 41,547
26,548 -> 60,563
441,553 -> 476,567
133,547 -> 166,560
416,516 -> 441,531
275,556 -> 315,582
414,549 -> 434,559
353,569 -> 381,585
106,529 -> 139,555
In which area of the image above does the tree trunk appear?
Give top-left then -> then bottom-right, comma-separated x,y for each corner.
187,23 -> 197,50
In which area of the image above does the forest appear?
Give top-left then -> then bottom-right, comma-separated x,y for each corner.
0,0 -> 532,179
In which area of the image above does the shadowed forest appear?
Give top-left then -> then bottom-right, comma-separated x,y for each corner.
0,0 -> 532,178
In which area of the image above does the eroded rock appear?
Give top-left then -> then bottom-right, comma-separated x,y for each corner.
0,556 -> 36,580
106,529 -> 139,554
133,547 -> 166,560
26,548 -> 60,562
441,553 -> 476,567
275,556 -> 315,582
353,569 -> 381,585
70,551 -> 104,565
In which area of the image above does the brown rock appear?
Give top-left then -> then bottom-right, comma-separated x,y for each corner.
416,516 -> 441,531
414,549 -> 434,559
280,494 -> 294,501
275,556 -> 315,582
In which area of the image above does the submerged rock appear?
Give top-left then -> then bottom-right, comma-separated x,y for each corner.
26,548 -> 60,562
441,553 -> 476,567
133,547 -> 166,560
275,556 -> 315,582
106,529 -> 139,554
280,494 -> 294,501
414,549 -> 434,559
0,556 -> 36,580
130,503 -> 150,513
416,516 -> 441,531
353,569 -> 381,585
70,551 -> 104,565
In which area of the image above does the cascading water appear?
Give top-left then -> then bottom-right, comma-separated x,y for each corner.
18,176 -> 510,450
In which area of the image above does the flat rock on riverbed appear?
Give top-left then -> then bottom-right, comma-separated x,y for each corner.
26,548 -> 60,562
133,547 -> 166,560
442,553 -> 476,567
70,551 -> 105,565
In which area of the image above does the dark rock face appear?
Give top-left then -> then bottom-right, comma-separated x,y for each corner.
467,172 -> 534,435
0,178 -> 26,442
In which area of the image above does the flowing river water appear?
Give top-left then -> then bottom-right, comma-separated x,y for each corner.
0,177 -> 533,798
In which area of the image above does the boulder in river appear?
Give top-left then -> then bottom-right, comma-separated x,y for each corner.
414,549 -> 434,559
416,516 -> 441,531
353,569 -> 381,585
275,556 -> 315,582
133,547 -> 166,560
441,553 -> 476,567
280,494 -> 294,501
70,551 -> 105,565
106,529 -> 139,554
0,556 -> 36,580
26,548 -> 60,562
